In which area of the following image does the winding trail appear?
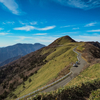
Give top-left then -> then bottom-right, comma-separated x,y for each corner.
17,47 -> 87,100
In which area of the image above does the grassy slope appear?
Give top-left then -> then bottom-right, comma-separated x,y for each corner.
7,43 -> 78,99
67,63 -> 100,86
66,63 -> 100,100
31,63 -> 100,100
76,42 -> 85,52
29,43 -> 100,100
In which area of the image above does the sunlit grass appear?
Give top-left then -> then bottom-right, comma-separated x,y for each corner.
9,43 -> 78,99
29,63 -> 100,100
89,89 -> 100,100
77,42 -> 85,52
66,63 -> 100,87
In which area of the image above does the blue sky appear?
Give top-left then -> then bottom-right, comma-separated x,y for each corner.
0,0 -> 100,47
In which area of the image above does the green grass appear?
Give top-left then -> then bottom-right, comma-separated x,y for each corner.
29,63 -> 100,100
54,37 -> 72,45
67,63 -> 100,86
31,79 -> 100,100
46,46 -> 71,61
40,47 -> 55,55
7,43 -> 78,99
77,42 -> 85,52
89,89 -> 100,100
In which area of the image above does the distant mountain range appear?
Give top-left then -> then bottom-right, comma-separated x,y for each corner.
0,55 -> 22,67
0,43 -> 45,67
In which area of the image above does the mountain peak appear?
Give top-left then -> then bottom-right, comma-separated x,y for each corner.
49,35 -> 76,46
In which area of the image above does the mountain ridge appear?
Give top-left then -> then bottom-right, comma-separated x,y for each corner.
0,35 -> 100,99
49,35 -> 76,46
0,43 -> 45,66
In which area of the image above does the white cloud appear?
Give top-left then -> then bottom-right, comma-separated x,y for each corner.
14,25 -> 35,31
19,21 -> 38,26
14,25 -> 56,31
84,22 -> 97,27
3,21 -> 15,24
32,36 -> 58,45
52,0 -> 100,10
36,25 -> 56,31
73,27 -> 79,30
8,35 -> 58,45
0,28 -> 4,30
74,35 -> 100,42
87,29 -> 100,32
7,21 -> 15,24
19,21 -> 27,25
33,33 -> 47,35
62,32 -> 78,34
0,0 -> 25,15
60,25 -> 71,28
16,36 -> 32,41
8,36 -> 32,42
30,21 -> 38,25
0,32 -> 9,35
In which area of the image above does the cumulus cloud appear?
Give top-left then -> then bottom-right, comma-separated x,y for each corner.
14,25 -> 56,31
52,0 -> 100,10
0,0 -> 25,15
84,22 -> 97,27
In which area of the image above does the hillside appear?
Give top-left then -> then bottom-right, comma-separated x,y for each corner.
29,43 -> 100,100
49,35 -> 76,46
31,63 -> 100,100
0,55 -> 22,67
88,41 -> 100,49
77,42 -> 100,63
0,35 -> 78,99
0,43 -> 45,67
0,35 -> 100,100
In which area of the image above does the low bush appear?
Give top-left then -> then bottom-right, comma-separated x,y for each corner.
31,79 -> 100,100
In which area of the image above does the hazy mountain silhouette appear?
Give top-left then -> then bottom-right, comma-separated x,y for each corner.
0,43 -> 45,66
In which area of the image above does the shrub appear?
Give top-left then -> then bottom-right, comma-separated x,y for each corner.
29,78 -> 32,83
